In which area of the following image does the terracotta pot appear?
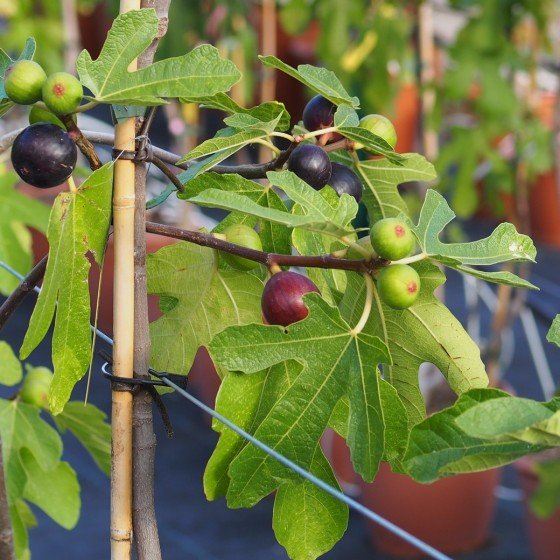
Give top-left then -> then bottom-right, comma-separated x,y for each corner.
187,347 -> 222,413
359,462 -> 500,558
515,457 -> 560,560
321,430 -> 359,495
392,83 -> 420,154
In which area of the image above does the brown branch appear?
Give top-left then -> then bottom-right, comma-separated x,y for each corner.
150,156 -> 185,193
132,3 -> 170,560
0,438 -> 15,560
0,256 -> 48,332
61,115 -> 103,170
78,130 -> 296,179
145,221 -> 381,274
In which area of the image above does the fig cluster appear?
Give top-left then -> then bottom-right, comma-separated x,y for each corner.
369,218 -> 420,309
4,59 -> 83,115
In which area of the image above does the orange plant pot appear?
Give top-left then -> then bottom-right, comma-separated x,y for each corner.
392,83 -> 420,154
515,457 -> 560,560
359,462 -> 500,558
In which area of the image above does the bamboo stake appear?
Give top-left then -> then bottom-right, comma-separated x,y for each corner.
111,1 -> 140,558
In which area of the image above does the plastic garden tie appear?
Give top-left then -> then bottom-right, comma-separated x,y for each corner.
0,259 -> 453,560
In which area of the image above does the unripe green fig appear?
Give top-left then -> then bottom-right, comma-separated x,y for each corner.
42,72 -> 83,114
355,114 -> 397,150
28,105 -> 67,128
377,264 -> 421,309
370,218 -> 415,261
221,224 -> 262,270
19,367 -> 53,409
4,60 -> 47,105
346,236 -> 375,260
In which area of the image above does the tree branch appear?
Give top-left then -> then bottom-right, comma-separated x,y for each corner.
61,116 -> 103,170
145,221 -> 381,274
132,3 -> 170,560
0,256 -> 47,332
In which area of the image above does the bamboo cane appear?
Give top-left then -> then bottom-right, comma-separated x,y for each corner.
111,1 -> 140,558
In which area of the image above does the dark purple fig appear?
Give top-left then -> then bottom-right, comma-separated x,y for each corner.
328,162 -> 363,203
302,95 -> 343,143
261,271 -> 320,326
287,144 -> 332,190
11,123 -> 77,188
303,95 -> 336,130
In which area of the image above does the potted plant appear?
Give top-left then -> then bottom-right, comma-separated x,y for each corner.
0,6 -> 553,560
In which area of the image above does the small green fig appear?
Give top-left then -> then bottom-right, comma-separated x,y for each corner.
4,60 -> 47,105
377,264 -> 421,309
355,114 -> 397,150
19,367 -> 53,409
221,224 -> 263,270
370,217 -> 415,261
42,72 -> 83,114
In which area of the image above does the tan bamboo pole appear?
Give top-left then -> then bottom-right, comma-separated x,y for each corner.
111,0 -> 140,557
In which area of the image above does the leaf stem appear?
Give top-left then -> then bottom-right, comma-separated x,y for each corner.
254,138 -> 281,155
301,126 -> 339,140
67,175 -> 78,193
351,273 -> 374,336
340,236 -> 372,258
72,100 -> 100,114
392,252 -> 427,265
270,131 -> 295,142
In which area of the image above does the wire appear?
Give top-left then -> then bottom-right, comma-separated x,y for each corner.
0,259 -> 452,560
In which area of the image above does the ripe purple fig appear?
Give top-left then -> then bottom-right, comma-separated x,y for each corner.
11,123 -> 77,188
261,271 -> 320,326
287,144 -> 332,190
328,162 -> 363,203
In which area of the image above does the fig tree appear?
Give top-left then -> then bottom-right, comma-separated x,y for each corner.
328,162 -> 363,202
221,224 -> 262,270
355,114 -> 397,150
370,217 -> 415,261
4,60 -> 47,105
11,123 -> 78,188
42,72 -> 83,114
287,144 -> 332,190
261,270 -> 320,326
377,264 -> 421,309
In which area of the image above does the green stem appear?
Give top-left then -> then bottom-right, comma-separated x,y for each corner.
351,273 -> 374,335
392,252 -> 427,265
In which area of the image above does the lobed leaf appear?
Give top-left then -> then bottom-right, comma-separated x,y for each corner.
404,389 -> 546,482
340,262 -> 487,425
356,153 -> 436,224
77,9 -> 240,105
259,55 -> 359,107
148,242 -> 263,375
0,170 -> 50,295
20,164 -> 113,413
0,341 -> 23,386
